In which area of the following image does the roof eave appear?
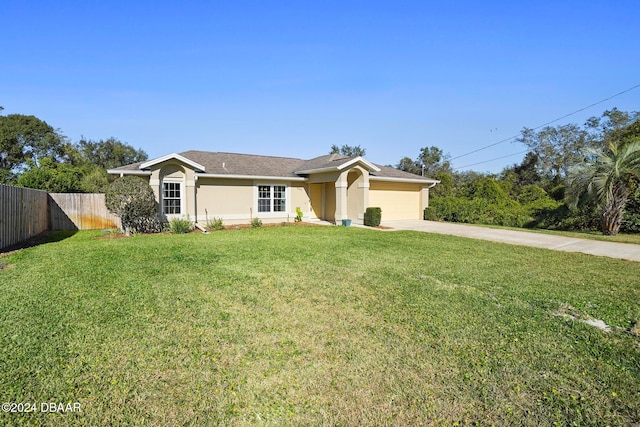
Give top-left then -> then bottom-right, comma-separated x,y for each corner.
294,166 -> 340,175
106,169 -> 152,177
196,173 -> 307,182
370,176 -> 440,186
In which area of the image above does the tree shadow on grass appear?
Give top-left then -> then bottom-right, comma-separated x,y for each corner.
0,230 -> 77,256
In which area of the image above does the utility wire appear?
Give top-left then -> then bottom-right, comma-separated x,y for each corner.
450,83 -> 640,162
454,150 -> 529,170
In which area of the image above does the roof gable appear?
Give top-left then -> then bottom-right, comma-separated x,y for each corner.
294,154 -> 381,174
139,153 -> 206,172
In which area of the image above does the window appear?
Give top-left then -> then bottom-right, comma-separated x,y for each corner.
163,181 -> 181,215
258,185 -> 286,213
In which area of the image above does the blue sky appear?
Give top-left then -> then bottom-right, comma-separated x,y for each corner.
2,0 -> 639,173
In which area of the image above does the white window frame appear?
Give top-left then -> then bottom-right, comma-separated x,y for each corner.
255,183 -> 289,217
161,179 -> 184,218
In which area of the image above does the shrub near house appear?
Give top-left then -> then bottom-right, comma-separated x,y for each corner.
105,176 -> 162,234
364,207 -> 382,227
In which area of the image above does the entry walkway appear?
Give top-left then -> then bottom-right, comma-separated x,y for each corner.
379,220 -> 640,262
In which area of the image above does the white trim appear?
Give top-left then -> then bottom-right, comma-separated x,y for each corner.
370,176 -> 440,186
254,183 -> 290,216
140,153 -> 205,172
161,178 -> 185,218
197,173 -> 306,182
107,169 -> 152,176
336,156 -> 380,172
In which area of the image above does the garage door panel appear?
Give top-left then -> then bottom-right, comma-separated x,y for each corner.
369,186 -> 421,220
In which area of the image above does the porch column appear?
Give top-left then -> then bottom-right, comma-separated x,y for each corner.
362,175 -> 370,213
335,180 -> 348,222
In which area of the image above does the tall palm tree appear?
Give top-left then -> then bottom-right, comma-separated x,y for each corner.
567,140 -> 640,235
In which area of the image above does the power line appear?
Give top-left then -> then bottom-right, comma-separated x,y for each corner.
449,83 -> 640,161
454,150 -> 529,170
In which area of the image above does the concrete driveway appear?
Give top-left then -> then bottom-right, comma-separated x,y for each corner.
379,220 -> 640,262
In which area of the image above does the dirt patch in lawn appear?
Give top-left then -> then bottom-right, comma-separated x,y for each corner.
553,303 -> 613,332
631,321 -> 640,338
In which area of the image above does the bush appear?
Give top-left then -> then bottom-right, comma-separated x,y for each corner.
424,196 -> 532,228
206,217 -> 225,231
621,187 -> 640,233
105,176 -> 162,234
251,217 -> 263,228
169,217 -> 193,234
295,207 -> 303,222
364,207 -> 382,227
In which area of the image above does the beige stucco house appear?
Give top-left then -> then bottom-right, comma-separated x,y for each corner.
108,151 -> 439,225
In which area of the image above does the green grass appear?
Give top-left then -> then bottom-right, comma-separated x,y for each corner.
1,227 -> 639,426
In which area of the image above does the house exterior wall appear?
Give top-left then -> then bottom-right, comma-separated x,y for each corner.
369,180 -> 424,220
324,182 -> 336,222
193,178 -> 308,224
309,183 -> 323,219
196,178 -> 254,222
290,183 -> 310,220
149,162 -> 196,220
306,171 -> 341,183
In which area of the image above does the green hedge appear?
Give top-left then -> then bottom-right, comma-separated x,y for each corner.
364,207 -> 382,227
424,196 -> 561,228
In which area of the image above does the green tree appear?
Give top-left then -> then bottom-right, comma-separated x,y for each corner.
418,146 -> 452,176
396,156 -> 421,175
329,144 -> 366,157
585,108 -> 640,148
17,157 -> 84,192
518,110 -> 639,184
395,146 -> 452,177
105,176 -> 161,235
0,113 -> 66,183
567,141 -> 640,235
518,124 -> 589,182
78,137 -> 148,169
501,152 -> 542,187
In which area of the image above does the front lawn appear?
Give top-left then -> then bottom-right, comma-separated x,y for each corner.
1,227 -> 639,425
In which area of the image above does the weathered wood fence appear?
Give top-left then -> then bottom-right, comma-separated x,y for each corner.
0,185 -> 121,250
49,193 -> 120,231
0,184 -> 49,250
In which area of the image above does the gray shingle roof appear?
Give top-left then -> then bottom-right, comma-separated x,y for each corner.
180,151 -> 307,177
109,150 -> 436,181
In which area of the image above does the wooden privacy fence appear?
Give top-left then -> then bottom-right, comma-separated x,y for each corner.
0,184 -> 49,250
0,185 -> 122,250
49,193 -> 121,231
